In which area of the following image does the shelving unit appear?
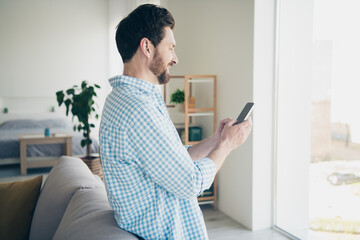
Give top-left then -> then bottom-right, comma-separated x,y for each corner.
167,75 -> 218,209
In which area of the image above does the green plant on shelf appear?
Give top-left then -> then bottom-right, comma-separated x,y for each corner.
170,89 -> 185,104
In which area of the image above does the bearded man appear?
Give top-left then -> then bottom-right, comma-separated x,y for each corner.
100,4 -> 252,240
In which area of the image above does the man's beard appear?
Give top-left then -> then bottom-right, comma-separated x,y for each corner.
149,49 -> 170,85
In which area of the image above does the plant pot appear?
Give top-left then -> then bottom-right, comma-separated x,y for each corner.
175,103 -> 184,112
80,155 -> 104,179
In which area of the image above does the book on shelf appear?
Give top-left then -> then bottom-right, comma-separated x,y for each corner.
199,184 -> 214,197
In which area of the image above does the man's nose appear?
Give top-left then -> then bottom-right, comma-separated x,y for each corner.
172,52 -> 178,65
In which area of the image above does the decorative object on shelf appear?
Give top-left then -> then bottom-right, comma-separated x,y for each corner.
56,81 -> 103,178
170,89 -> 185,104
180,126 -> 202,143
170,89 -> 184,112
189,97 -> 196,111
189,126 -> 202,142
44,127 -> 50,137
3,107 -> 8,114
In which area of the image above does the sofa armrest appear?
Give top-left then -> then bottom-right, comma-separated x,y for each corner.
29,156 -> 104,240
53,187 -> 140,240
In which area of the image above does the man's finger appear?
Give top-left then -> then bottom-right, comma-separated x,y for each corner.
220,118 -> 232,124
228,119 -> 237,126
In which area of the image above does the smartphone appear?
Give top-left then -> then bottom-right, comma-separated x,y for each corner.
233,102 -> 254,126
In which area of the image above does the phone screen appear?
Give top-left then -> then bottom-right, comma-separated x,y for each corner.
233,102 -> 254,125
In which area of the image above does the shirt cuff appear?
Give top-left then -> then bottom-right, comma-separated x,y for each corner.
193,158 -> 217,194
184,145 -> 192,150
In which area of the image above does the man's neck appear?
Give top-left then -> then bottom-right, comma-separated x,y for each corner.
123,62 -> 158,85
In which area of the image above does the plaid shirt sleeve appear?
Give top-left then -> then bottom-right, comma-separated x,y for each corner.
126,101 -> 216,199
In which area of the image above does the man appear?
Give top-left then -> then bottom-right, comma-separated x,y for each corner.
100,4 -> 252,240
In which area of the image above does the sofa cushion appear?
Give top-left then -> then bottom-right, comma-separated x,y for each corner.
0,175 -> 42,240
29,156 -> 104,240
53,187 -> 139,240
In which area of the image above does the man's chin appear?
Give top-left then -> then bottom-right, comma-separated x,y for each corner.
158,72 -> 170,85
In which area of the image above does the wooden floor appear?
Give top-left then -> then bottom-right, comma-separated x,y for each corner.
201,205 -> 289,240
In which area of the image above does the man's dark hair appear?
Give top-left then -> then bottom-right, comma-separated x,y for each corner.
115,4 -> 175,63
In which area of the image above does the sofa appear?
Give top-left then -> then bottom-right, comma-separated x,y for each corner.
21,156 -> 139,240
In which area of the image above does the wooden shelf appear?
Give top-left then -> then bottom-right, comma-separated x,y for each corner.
188,79 -> 214,83
184,75 -> 217,146
188,112 -> 214,117
167,75 -> 217,209
184,75 -> 217,210
188,108 -> 214,113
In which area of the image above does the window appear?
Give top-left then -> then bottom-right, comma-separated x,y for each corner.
274,0 -> 360,239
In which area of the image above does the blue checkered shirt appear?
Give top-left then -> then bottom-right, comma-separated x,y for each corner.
100,75 -> 217,240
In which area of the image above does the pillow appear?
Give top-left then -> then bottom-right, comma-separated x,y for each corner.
53,188 -> 139,240
0,175 -> 43,240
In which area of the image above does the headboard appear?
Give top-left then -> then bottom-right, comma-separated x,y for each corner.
0,96 -> 68,124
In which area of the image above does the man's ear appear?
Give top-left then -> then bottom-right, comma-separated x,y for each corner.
139,38 -> 152,58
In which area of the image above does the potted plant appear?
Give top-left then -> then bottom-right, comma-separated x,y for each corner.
56,81 -> 102,176
170,89 -> 196,112
170,89 -> 185,112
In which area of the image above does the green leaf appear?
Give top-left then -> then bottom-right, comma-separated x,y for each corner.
56,91 -> 64,106
73,125 -> 76,131
66,88 -> 75,95
90,124 -> 95,128
95,114 -> 99,119
64,99 -> 72,116
94,84 -> 100,89
81,81 -> 87,89
80,139 -> 87,147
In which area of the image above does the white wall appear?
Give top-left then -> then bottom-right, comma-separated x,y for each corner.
0,0 -> 108,136
107,0 -> 162,79
167,0 -> 256,229
0,0 -> 279,231
107,0 -> 139,79
252,0 -> 276,230
275,0 -> 313,237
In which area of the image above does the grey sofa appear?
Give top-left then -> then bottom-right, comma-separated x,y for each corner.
29,156 -> 139,240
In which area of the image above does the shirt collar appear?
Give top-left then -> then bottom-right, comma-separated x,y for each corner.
109,75 -> 157,94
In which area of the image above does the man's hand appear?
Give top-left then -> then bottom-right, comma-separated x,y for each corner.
187,118 -> 236,161
218,118 -> 252,151
212,118 -> 232,144
187,117 -> 252,168
208,117 -> 252,171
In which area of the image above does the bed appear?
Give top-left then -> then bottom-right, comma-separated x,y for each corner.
0,118 -> 99,165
